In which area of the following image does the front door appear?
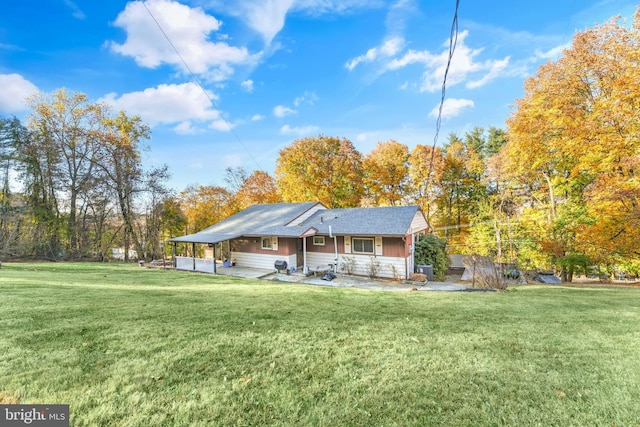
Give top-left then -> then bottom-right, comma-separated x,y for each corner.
297,238 -> 304,269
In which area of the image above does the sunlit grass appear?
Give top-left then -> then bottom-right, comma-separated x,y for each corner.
1,262 -> 639,426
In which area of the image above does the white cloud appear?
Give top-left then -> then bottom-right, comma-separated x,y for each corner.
0,74 -> 39,113
251,114 -> 265,121
353,30 -> 511,92
294,0 -> 385,16
293,91 -> 318,107
241,0 -> 296,45
535,42 -> 570,60
241,79 -> 254,92
64,0 -> 86,19
429,98 -> 474,119
100,82 -> 220,127
108,0 -> 258,81
209,119 -> 233,131
173,121 -> 200,135
273,105 -> 296,118
216,0 -> 383,46
466,56 -> 510,89
346,36 -> 405,71
280,124 -> 319,135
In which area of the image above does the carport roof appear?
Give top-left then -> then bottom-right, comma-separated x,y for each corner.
169,232 -> 242,244
168,202 -> 321,244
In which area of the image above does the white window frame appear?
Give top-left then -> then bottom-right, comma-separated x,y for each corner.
261,237 -> 273,250
313,236 -> 325,246
352,237 -> 375,255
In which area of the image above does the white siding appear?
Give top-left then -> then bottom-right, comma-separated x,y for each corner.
410,211 -> 429,233
307,252 -> 338,273
234,252 -> 295,271
308,253 -> 407,279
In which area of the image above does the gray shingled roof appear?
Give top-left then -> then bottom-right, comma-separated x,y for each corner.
169,203 -> 424,243
169,202 -> 319,244
300,206 -> 420,236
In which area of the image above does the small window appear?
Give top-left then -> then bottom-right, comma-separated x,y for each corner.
352,237 -> 374,254
313,236 -> 325,246
261,237 -> 272,250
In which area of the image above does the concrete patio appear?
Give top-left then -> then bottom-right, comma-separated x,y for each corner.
213,265 -> 468,291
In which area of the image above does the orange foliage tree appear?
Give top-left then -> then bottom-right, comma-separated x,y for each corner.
275,135 -> 363,208
362,140 -> 409,206
505,9 -> 640,272
224,167 -> 280,209
236,170 -> 281,208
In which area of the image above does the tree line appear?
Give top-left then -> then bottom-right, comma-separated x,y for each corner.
1,11 -> 638,279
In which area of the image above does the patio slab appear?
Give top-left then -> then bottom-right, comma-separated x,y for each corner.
198,265 -> 469,292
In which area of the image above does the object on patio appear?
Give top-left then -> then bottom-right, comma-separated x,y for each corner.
321,272 -> 336,281
274,260 -> 288,273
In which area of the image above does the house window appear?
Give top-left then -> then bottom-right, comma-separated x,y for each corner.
313,236 -> 325,245
261,237 -> 272,250
352,237 -> 374,254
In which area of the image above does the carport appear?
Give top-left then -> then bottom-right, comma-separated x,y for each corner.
169,231 -> 241,274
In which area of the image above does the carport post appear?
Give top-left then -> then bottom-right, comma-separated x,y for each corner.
192,243 -> 196,271
172,242 -> 177,268
303,237 -> 308,275
213,243 -> 217,274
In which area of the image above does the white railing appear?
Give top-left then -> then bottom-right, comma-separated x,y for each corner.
176,256 -> 215,273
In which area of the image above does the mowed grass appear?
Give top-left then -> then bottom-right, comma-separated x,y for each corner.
1,263 -> 639,426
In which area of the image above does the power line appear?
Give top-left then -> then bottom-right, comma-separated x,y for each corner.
424,0 -> 460,202
141,2 -> 262,171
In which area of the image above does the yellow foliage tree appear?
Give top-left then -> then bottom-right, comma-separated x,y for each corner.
362,140 -> 409,206
408,144 -> 444,227
178,185 -> 234,233
505,9 -> 640,270
275,135 -> 363,208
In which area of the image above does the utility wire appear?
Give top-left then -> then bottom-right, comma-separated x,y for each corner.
425,0 -> 460,215
142,2 -> 262,171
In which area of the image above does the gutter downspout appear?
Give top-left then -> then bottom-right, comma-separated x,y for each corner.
329,225 -> 338,273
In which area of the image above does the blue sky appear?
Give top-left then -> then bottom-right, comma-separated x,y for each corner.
1,0 -> 637,191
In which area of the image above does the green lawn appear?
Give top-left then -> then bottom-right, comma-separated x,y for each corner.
1,262 -> 639,426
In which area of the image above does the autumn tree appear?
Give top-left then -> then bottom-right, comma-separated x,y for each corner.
27,89 -> 108,258
12,89 -> 168,261
505,9 -> 640,275
179,184 -> 235,233
98,111 -> 154,261
434,134 -> 486,245
0,116 -> 28,256
362,140 -> 409,206
153,196 -> 187,248
224,167 -> 280,210
408,144 -> 444,227
275,135 -> 363,208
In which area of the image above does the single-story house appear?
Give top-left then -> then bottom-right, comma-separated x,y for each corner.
169,202 -> 429,280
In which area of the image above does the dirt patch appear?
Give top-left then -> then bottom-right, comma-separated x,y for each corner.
0,391 -> 20,404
